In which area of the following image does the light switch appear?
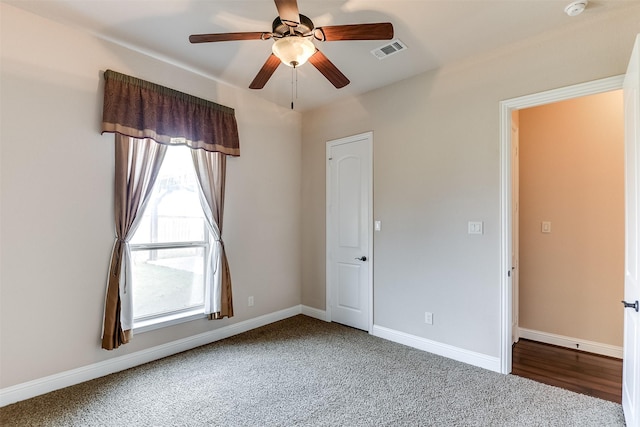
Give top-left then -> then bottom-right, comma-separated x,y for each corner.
541,221 -> 551,233
468,221 -> 483,235
374,220 -> 381,231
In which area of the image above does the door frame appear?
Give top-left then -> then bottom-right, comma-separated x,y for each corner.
325,131 -> 374,333
498,75 -> 624,374
511,121 -> 520,345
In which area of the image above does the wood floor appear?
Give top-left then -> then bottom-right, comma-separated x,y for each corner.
512,339 -> 623,403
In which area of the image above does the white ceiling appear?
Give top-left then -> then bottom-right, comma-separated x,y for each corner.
3,0 -> 637,111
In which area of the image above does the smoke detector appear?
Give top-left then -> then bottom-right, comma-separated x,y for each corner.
564,1 -> 588,17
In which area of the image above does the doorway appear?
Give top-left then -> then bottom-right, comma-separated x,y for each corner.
513,90 -> 625,357
499,75 -> 625,374
508,89 -> 625,401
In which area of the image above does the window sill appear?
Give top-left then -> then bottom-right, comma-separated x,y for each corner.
133,309 -> 206,334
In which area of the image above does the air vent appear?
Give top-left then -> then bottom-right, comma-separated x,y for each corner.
371,39 -> 407,60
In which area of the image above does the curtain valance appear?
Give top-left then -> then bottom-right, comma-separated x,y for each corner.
101,69 -> 240,156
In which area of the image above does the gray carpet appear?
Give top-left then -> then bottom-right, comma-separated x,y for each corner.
0,315 -> 625,426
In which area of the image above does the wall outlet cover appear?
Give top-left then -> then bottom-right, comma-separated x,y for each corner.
468,221 -> 483,235
425,312 -> 433,325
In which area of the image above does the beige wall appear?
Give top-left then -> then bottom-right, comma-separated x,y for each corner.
518,91 -> 624,346
0,4 -> 302,389
301,6 -> 639,357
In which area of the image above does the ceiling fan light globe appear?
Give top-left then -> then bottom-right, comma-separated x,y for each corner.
272,37 -> 315,67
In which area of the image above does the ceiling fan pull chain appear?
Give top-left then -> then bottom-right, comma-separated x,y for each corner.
290,65 -> 299,110
291,66 -> 295,109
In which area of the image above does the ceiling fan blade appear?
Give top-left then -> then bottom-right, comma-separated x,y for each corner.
314,23 -> 393,41
274,0 -> 300,27
249,54 -> 281,89
189,32 -> 269,43
308,49 -> 350,89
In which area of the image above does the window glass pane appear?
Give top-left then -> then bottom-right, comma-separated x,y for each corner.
130,144 -> 209,323
132,247 -> 205,319
131,146 -> 206,245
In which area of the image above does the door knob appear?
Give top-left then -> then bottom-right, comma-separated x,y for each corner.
621,300 -> 639,312
355,256 -> 367,261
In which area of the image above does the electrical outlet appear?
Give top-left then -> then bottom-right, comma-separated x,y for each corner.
425,312 -> 433,325
248,296 -> 254,307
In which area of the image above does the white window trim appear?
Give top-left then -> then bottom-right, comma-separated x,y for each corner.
130,241 -> 208,250
129,145 -> 211,333
133,308 -> 207,334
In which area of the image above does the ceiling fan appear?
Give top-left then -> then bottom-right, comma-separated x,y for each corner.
189,0 -> 394,90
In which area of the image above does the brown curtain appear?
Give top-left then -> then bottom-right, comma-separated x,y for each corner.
101,69 -> 240,157
191,150 -> 233,319
102,135 -> 167,350
101,70 -> 239,350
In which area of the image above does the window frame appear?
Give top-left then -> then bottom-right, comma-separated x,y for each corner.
130,145 -> 211,332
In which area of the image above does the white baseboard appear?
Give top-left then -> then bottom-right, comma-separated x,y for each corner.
0,305 -> 304,407
372,325 -> 501,373
518,327 -> 623,359
1,306 -> 504,407
301,305 -> 327,321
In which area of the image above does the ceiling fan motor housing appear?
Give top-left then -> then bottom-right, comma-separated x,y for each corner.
272,14 -> 314,37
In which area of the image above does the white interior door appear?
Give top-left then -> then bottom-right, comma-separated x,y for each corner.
326,132 -> 372,332
622,34 -> 640,427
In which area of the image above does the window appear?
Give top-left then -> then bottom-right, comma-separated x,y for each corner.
130,145 -> 209,328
